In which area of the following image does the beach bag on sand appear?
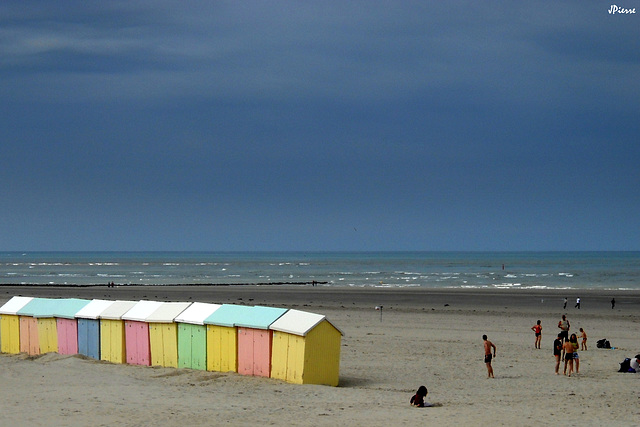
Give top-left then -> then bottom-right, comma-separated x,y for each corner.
597,339 -> 611,349
619,358 -> 631,373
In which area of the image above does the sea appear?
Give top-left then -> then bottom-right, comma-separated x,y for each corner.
1,251 -> 639,290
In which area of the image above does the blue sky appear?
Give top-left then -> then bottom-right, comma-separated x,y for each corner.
1,1 -> 639,251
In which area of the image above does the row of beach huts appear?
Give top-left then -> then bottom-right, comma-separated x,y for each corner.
0,296 -> 343,386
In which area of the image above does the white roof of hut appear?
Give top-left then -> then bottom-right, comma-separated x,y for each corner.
121,300 -> 163,322
75,299 -> 116,320
99,300 -> 137,320
0,296 -> 34,315
269,309 -> 343,336
174,302 -> 222,325
145,302 -> 192,323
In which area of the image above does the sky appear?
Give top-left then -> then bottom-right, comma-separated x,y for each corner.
1,1 -> 639,252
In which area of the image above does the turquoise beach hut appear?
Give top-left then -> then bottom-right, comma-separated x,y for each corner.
174,302 -> 222,370
17,298 -> 63,355
52,298 -> 91,355
204,304 -> 255,373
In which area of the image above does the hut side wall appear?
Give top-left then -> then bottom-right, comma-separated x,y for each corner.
38,318 -> 58,354
206,325 -> 237,373
101,319 -> 126,364
0,314 -> 21,354
302,320 -> 341,386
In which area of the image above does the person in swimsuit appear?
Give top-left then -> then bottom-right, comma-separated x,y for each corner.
563,337 -> 575,376
483,334 -> 496,378
570,333 -> 580,374
410,385 -> 433,407
531,320 -> 542,349
553,333 -> 563,375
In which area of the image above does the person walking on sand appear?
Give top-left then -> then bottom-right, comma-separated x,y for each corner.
531,320 -> 542,349
575,297 -> 581,309
483,335 -> 496,378
553,333 -> 563,375
579,328 -> 587,351
563,297 -> 568,309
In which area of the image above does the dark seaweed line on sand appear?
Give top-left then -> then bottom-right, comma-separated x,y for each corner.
0,281 -> 328,288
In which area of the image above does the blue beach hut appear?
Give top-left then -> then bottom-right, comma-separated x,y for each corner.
75,299 -> 115,359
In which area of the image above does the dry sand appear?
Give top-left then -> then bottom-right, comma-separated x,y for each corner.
1,286 -> 639,426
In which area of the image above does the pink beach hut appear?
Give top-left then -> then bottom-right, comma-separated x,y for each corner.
122,300 -> 163,366
99,300 -> 137,364
235,306 -> 287,378
204,304 -> 255,373
0,296 -> 34,354
145,302 -> 191,368
53,298 -> 91,355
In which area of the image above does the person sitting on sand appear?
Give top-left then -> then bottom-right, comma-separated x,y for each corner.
563,337 -> 575,376
531,320 -> 542,349
410,385 -> 433,407
579,328 -> 587,351
483,335 -> 497,378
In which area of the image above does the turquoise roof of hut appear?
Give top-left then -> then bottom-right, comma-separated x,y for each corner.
51,298 -> 92,319
203,304 -> 254,327
235,306 -> 288,330
16,298 -> 60,318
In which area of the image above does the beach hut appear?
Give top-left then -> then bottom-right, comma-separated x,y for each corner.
122,300 -> 163,366
53,298 -> 91,355
269,309 -> 343,386
0,296 -> 34,354
174,302 -> 222,370
146,302 -> 191,368
16,298 -> 61,355
235,306 -> 287,378
75,299 -> 115,359
204,304 -> 254,373
99,300 -> 137,364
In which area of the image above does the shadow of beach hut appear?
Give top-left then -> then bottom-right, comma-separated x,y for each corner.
269,309 -> 343,386
174,302 -> 222,370
122,300 -> 163,366
99,300 -> 137,364
145,302 -> 192,368
53,298 -> 91,355
0,296 -> 34,354
75,299 -> 115,360
16,298 -> 62,355
236,306 -> 287,378
204,304 -> 254,373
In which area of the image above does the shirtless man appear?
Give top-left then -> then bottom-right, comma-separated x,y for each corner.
558,314 -> 570,360
579,328 -> 587,351
563,338 -> 575,376
483,334 -> 497,378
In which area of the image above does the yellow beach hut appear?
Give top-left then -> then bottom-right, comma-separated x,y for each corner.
145,302 -> 192,368
0,296 -> 34,354
204,304 -> 254,373
269,309 -> 343,386
99,300 -> 137,364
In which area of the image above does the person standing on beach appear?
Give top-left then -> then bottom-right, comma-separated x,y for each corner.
611,298 -> 615,309
575,297 -> 581,309
570,333 -> 580,374
563,297 -> 568,309
558,314 -> 570,341
563,338 -> 574,376
553,333 -> 563,375
483,335 -> 496,378
579,328 -> 587,350
531,320 -> 542,349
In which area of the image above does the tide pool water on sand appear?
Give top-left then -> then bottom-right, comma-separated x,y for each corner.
0,251 -> 639,290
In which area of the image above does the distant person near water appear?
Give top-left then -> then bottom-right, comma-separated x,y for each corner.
575,297 -> 581,309
531,320 -> 542,349
563,297 -> 568,309
611,298 -> 615,309
483,335 -> 497,378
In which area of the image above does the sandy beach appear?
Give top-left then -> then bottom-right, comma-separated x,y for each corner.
1,286 -> 639,426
